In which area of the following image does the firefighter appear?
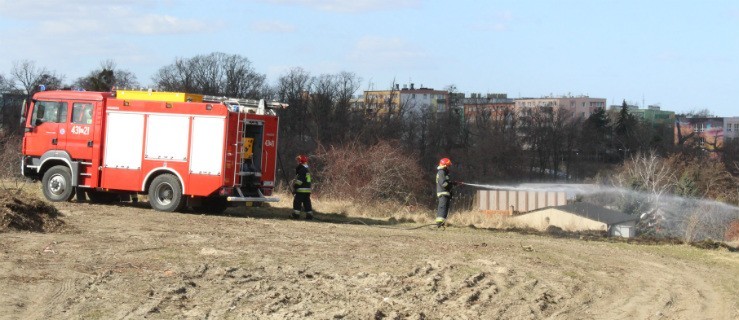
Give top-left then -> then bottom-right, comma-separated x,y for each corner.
435,158 -> 455,227
292,154 -> 313,220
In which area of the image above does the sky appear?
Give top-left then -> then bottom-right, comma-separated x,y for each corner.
0,0 -> 737,116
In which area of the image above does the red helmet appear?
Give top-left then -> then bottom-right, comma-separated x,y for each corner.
296,154 -> 308,164
439,158 -> 452,167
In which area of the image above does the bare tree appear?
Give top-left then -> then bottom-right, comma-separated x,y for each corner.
465,104 -> 524,181
0,73 -> 15,92
11,60 -> 64,97
275,67 -> 313,158
153,57 -> 195,93
153,52 -> 266,98
73,60 -> 140,91
613,150 -> 677,205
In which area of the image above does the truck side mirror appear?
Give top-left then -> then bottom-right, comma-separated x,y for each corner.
20,99 -> 27,127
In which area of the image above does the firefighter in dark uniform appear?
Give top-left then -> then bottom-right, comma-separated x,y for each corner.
435,158 -> 454,227
292,155 -> 313,220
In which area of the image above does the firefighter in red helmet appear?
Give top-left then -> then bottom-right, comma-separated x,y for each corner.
292,154 -> 313,220
435,157 -> 455,227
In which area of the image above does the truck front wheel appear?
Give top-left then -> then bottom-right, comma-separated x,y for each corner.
148,174 -> 184,212
42,165 -> 76,202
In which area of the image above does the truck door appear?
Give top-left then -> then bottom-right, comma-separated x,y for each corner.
23,100 -> 68,157
65,102 -> 96,160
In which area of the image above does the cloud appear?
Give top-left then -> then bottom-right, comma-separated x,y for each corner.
0,0 -> 141,18
470,10 -> 514,32
251,20 -> 296,33
132,15 -> 211,35
348,36 -> 430,66
0,0 -> 211,35
256,0 -> 420,13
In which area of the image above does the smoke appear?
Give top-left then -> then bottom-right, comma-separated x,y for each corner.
462,182 -> 739,241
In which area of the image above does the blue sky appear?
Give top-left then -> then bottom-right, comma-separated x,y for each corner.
1,0 -> 737,116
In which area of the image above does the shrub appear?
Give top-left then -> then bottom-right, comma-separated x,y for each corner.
0,131 -> 26,193
313,140 -> 426,205
725,220 -> 739,242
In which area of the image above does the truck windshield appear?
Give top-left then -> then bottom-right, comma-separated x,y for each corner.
31,101 -> 68,124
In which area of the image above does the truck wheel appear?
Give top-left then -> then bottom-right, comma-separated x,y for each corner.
148,174 -> 184,212
42,165 -> 76,202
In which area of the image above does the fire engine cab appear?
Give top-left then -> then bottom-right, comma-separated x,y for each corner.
21,90 -> 284,212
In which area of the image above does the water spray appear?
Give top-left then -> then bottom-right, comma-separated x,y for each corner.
456,181 -> 739,241
458,182 -> 605,195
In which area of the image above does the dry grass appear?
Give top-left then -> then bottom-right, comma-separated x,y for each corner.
448,210 -> 516,229
270,190 -> 518,229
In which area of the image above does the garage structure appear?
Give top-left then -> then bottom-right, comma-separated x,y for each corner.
476,189 -> 566,215
511,202 -> 639,238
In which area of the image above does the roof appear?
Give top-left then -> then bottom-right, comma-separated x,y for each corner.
532,202 -> 638,225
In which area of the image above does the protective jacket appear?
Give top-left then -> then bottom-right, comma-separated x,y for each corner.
436,166 -> 452,197
294,164 -> 312,193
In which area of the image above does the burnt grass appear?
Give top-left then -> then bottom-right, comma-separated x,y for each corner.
468,224 -> 737,252
0,191 -> 64,233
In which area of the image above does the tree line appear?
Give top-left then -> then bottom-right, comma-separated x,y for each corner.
1,52 -> 738,207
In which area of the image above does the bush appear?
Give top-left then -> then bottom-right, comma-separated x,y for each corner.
0,131 -> 26,193
313,140 -> 426,205
725,220 -> 739,242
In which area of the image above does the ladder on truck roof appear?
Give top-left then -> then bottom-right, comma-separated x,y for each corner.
203,95 -> 287,115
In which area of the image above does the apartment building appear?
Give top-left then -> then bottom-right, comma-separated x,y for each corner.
675,117 -> 724,150
724,117 -> 739,142
462,93 -> 515,122
515,95 -> 607,119
628,105 -> 676,125
364,83 -> 448,114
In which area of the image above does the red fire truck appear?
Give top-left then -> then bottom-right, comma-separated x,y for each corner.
21,90 -> 283,212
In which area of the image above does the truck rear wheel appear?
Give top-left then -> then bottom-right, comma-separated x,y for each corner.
42,165 -> 75,202
148,174 -> 184,212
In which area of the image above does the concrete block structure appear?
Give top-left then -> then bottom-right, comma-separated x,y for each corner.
510,202 -> 638,238
476,189 -> 566,215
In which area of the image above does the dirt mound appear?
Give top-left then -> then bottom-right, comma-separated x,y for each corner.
0,191 -> 64,232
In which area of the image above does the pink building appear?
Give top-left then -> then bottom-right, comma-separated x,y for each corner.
514,96 -> 607,119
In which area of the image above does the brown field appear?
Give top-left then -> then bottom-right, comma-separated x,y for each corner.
1,185 -> 738,319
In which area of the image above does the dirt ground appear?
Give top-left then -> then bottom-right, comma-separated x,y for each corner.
1,189 -> 738,319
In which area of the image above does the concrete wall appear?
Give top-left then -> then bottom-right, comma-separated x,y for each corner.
477,190 -> 566,214
610,221 -> 636,238
511,208 -> 607,232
